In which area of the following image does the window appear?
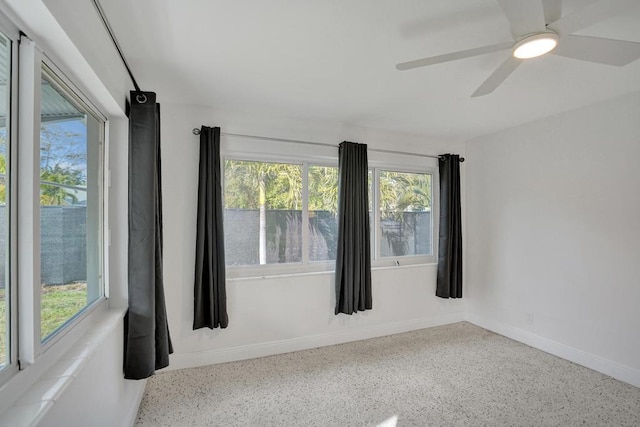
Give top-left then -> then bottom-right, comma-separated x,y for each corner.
0,30 -> 11,370
308,165 -> 338,262
224,153 -> 435,275
39,65 -> 104,342
378,170 -> 432,258
0,29 -> 107,389
224,160 -> 303,266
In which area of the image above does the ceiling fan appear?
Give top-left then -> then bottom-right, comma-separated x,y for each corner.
396,0 -> 640,97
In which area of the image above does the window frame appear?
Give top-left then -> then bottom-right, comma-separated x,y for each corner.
37,57 -> 107,350
222,141 -> 438,279
370,164 -> 437,268
223,155 -> 339,278
14,37 -> 108,368
306,163 -> 340,264
0,14 -> 20,384
38,61 -> 106,346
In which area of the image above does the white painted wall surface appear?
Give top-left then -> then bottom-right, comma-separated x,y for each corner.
465,92 -> 640,385
160,104 -> 466,368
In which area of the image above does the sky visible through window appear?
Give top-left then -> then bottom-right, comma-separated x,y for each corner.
40,117 -> 88,205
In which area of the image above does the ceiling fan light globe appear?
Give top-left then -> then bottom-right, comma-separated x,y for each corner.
513,32 -> 559,59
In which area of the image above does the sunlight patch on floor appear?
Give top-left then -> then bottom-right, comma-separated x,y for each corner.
376,414 -> 398,427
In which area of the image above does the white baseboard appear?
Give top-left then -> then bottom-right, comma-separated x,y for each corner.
123,379 -> 147,427
466,313 -> 640,389
168,312 -> 465,371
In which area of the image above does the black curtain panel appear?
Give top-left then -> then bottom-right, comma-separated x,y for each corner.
124,91 -> 173,380
193,126 -> 229,330
335,141 -> 372,315
436,154 -> 463,298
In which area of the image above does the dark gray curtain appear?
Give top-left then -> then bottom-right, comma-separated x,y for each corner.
436,154 -> 463,298
193,126 -> 229,329
335,141 -> 372,315
124,91 -> 173,380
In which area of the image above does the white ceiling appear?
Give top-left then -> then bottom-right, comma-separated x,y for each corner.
97,0 -> 640,140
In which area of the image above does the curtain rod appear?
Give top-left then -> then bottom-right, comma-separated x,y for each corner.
192,128 -> 465,162
92,0 -> 144,99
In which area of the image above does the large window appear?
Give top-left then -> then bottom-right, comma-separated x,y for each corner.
39,65 -> 103,342
224,156 -> 434,274
0,30 -> 11,370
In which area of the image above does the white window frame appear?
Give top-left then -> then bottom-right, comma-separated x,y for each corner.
16,36 -> 107,368
0,14 -> 20,385
370,163 -> 438,268
306,162 -> 340,265
39,62 -> 106,347
223,155 -> 339,278
222,136 -> 438,279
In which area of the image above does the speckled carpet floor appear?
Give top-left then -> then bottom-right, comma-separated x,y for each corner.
135,322 -> 640,426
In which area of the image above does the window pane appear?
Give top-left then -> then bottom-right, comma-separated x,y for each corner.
0,33 -> 10,368
224,160 -> 302,265
379,170 -> 432,257
308,166 -> 338,261
40,67 -> 102,341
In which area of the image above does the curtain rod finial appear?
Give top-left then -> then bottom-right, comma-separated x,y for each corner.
193,128 -> 201,135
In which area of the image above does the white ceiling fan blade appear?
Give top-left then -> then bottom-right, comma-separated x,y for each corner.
497,0 -> 546,38
541,0 -> 562,26
548,0 -> 638,36
471,56 -> 522,97
396,42 -> 512,71
552,35 -> 640,66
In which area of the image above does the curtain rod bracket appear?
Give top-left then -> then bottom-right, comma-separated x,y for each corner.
439,155 -> 465,163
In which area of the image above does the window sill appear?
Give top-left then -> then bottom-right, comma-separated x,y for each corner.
0,306 -> 126,427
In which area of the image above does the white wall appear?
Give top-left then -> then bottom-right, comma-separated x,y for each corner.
465,91 -> 640,386
160,104 -> 466,369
